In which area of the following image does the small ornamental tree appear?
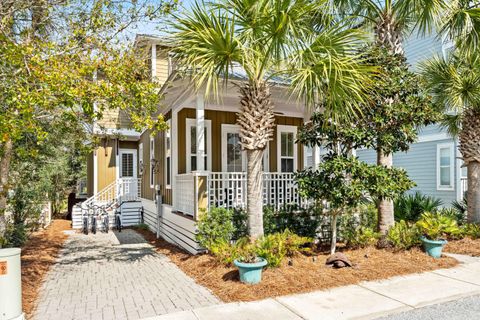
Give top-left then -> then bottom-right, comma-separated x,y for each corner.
296,113 -> 414,253
356,45 -> 441,235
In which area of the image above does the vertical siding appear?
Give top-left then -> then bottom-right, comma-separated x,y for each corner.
177,108 -> 305,174
96,139 -> 116,191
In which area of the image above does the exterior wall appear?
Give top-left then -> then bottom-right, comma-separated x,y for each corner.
86,152 -> 94,197
96,108 -> 132,129
177,108 -> 305,174
138,114 -> 173,205
357,137 -> 459,206
404,32 -> 443,68
155,48 -> 170,86
96,139 -> 117,192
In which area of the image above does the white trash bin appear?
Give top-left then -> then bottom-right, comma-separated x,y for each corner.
0,248 -> 24,320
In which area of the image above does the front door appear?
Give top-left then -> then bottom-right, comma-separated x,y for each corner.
119,149 -> 138,201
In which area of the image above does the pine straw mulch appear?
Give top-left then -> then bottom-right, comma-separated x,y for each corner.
21,219 -> 71,318
445,238 -> 480,257
133,228 -> 459,302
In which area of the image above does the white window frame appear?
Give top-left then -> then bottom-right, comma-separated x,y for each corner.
437,143 -> 454,191
165,119 -> 172,189
138,143 -> 144,176
149,136 -> 155,188
119,149 -> 137,179
277,125 -> 298,172
186,118 -> 212,172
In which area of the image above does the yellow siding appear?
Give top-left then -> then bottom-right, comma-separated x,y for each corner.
96,139 -> 117,191
97,108 -> 132,129
155,49 -> 170,86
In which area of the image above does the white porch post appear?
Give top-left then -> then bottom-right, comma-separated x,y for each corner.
196,93 -> 206,172
151,44 -> 157,81
171,109 -> 179,207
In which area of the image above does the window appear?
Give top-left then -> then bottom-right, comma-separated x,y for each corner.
150,137 -> 155,188
277,125 -> 297,172
186,118 -> 212,172
121,153 -> 134,177
304,146 -> 314,169
437,143 -> 454,190
165,120 -> 171,189
139,143 -> 144,176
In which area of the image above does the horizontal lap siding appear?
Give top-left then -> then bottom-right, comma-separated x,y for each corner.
393,138 -> 458,206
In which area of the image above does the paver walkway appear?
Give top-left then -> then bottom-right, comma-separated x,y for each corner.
33,230 -> 219,320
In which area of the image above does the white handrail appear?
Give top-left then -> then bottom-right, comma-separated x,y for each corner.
82,178 -> 141,208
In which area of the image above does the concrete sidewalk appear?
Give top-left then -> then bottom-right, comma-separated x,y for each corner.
145,255 -> 480,320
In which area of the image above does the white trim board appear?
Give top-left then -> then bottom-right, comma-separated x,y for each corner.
185,118 -> 212,172
436,142 -> 455,191
119,148 -> 138,179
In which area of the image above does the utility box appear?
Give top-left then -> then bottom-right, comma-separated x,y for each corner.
0,248 -> 24,320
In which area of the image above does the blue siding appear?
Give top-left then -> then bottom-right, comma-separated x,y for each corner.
404,32 -> 443,68
356,149 -> 376,165
419,123 -> 444,136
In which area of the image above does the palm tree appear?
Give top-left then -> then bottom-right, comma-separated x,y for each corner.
170,0 -> 373,239
420,52 -> 480,223
332,0 -> 446,234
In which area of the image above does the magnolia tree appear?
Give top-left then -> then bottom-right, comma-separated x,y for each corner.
295,113 -> 415,254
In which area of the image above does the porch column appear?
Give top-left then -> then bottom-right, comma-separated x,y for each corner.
196,92 -> 206,171
151,43 -> 157,81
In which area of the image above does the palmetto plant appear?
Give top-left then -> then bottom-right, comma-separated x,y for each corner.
421,52 -> 480,223
170,0 -> 373,239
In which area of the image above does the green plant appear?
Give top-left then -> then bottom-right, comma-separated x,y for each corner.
344,227 -> 380,248
256,230 -> 312,267
394,192 -> 443,222
451,198 -> 468,224
263,204 -> 323,238
416,212 -> 460,241
439,207 -> 466,226
196,208 -> 235,250
387,220 -> 421,250
135,223 -> 150,231
232,208 -> 248,240
461,223 -> 480,240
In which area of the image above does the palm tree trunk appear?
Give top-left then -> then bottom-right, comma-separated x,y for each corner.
375,11 -> 404,55
237,81 -> 275,239
377,148 -> 394,234
246,149 -> 264,238
467,161 -> 480,223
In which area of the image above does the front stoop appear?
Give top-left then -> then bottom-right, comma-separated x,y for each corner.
145,255 -> 480,320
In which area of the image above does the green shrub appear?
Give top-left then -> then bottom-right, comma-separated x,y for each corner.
439,207 -> 466,226
344,227 -> 380,248
387,220 -> 421,250
394,192 -> 442,222
339,203 -> 378,241
135,223 -> 150,231
232,208 -> 248,240
4,223 -> 28,248
461,223 -> 480,239
416,212 -> 460,241
262,204 -> 323,238
196,207 -> 235,249
256,230 -> 312,267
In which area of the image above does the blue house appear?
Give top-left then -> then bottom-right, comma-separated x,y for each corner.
356,32 -> 466,207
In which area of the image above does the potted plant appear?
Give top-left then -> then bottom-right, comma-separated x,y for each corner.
416,212 -> 459,258
233,241 -> 267,284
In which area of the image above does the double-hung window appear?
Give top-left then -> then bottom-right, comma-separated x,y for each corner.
437,143 -> 454,190
149,137 -> 155,188
277,125 -> 297,172
165,120 -> 171,189
186,118 -> 212,172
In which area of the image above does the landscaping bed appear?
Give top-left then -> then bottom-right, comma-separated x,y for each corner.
445,238 -> 480,257
21,219 -> 71,317
134,228 -> 458,302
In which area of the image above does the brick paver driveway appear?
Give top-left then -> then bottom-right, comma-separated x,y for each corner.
33,230 -> 219,320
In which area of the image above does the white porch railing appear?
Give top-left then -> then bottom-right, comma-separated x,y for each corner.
82,178 -> 141,208
174,173 -> 196,216
208,172 -> 302,211
461,177 -> 468,199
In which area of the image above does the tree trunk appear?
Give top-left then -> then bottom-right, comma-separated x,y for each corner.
375,11 -> 404,55
237,81 -> 275,239
467,162 -> 480,223
330,214 -> 338,255
246,149 -> 264,239
0,139 -> 13,246
459,108 -> 480,223
377,148 -> 394,235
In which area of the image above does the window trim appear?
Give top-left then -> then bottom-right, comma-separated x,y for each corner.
277,125 -> 298,173
119,149 -> 137,179
165,119 -> 172,189
437,142 -> 455,191
186,118 -> 212,172
149,136 -> 155,188
138,143 -> 144,176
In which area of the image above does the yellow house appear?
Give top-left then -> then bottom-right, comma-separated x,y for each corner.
75,34 -> 320,254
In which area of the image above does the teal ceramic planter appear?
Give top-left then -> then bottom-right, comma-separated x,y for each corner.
421,237 -> 447,258
234,258 -> 268,284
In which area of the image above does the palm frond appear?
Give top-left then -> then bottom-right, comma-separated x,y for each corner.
288,25 -> 375,122
393,0 -> 446,36
440,113 -> 462,137
440,2 -> 480,52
